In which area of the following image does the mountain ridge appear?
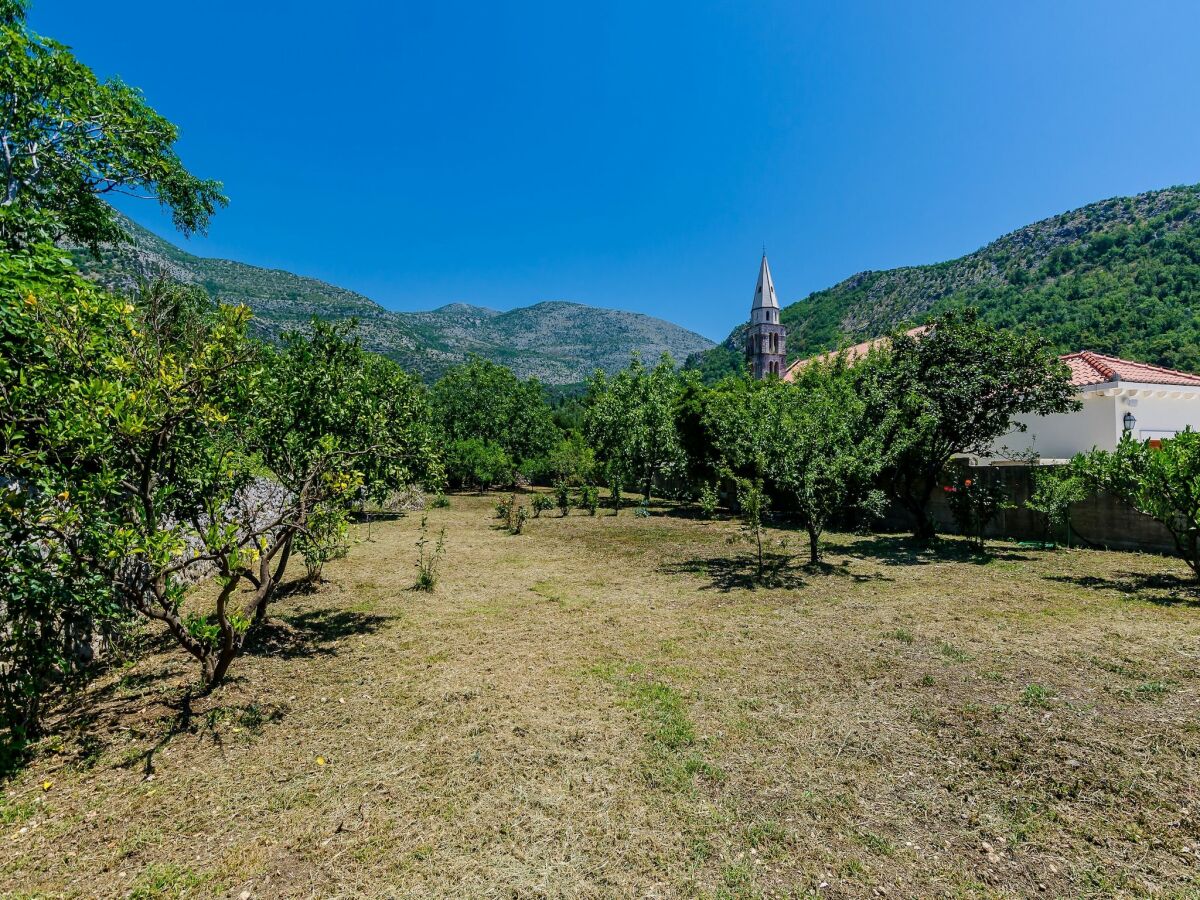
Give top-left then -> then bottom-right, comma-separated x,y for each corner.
71,216 -> 715,384
688,184 -> 1200,380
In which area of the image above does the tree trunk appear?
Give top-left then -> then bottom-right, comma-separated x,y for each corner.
202,646 -> 236,692
906,487 -> 936,542
807,526 -> 821,565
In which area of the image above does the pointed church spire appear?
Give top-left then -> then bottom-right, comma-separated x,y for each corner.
752,253 -> 779,311
746,253 -> 786,379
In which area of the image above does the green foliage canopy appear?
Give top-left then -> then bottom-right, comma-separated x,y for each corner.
431,355 -> 557,475
584,353 -> 686,501
1078,430 -> 1200,578
858,309 -> 1078,539
0,5 -> 225,250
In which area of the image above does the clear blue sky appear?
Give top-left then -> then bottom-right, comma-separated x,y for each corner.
31,1 -> 1200,341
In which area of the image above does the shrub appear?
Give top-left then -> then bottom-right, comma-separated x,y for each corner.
510,504 -> 529,535
555,482 -> 571,517
413,516 -> 446,591
697,481 -> 719,519
608,472 -> 623,515
295,502 -> 350,585
495,495 -> 514,520
431,493 -> 451,509
578,486 -> 599,516
446,438 -> 512,492
733,476 -> 769,581
1026,464 -> 1087,544
532,494 -> 555,517
944,471 -> 1012,550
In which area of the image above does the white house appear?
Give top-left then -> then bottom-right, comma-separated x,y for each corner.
988,351 -> 1200,462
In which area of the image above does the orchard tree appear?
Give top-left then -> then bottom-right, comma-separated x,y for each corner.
704,366 -> 884,565
858,309 -> 1077,540
253,320 -> 442,618
431,356 -> 557,472
444,438 -> 512,491
770,363 -> 886,563
1078,430 -> 1200,579
584,353 -> 686,501
0,245 -> 127,746
0,2 -> 225,249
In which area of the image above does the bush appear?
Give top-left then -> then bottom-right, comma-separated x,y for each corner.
495,495 -> 514,520
446,438 -> 512,492
532,494 -> 555,517
943,471 -> 1012,550
1026,465 -> 1086,544
577,486 -> 599,516
413,516 -> 446,591
697,481 -> 719,519
431,493 -> 451,509
555,482 -> 571,517
295,502 -> 350,585
608,471 -> 623,515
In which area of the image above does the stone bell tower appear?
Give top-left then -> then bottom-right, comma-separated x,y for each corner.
746,253 -> 786,378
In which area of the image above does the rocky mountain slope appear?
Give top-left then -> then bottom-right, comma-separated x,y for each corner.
72,216 -> 715,383
689,184 -> 1200,380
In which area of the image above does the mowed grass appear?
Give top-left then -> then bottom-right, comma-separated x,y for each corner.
3,493 -> 1200,898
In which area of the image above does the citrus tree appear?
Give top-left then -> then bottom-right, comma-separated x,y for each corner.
1079,430 -> 1200,578
0,1 -> 225,249
584,353 -> 686,502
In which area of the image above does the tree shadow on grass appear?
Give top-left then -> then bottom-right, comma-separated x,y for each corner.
1045,571 -> 1200,607
660,552 -> 891,593
244,606 -> 392,660
823,534 -> 1035,567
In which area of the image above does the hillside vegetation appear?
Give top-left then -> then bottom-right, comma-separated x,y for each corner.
71,216 -> 714,383
690,185 -> 1200,379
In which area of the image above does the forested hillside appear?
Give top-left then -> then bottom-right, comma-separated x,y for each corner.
71,216 -> 715,383
689,185 -> 1200,379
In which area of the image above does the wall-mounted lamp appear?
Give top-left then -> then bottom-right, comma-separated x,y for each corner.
1122,411 -> 1137,434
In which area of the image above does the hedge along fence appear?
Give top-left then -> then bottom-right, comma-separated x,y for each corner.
878,461 -> 1179,554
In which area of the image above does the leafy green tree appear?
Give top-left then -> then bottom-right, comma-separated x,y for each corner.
858,310 -> 1078,540
444,438 -> 511,491
554,481 -> 571,517
584,353 -> 686,501
770,364 -> 886,563
538,432 -> 595,486
1078,430 -> 1200,578
431,356 -> 557,473
943,471 -> 1013,551
251,319 -> 441,612
731,475 -> 769,582
704,366 -> 884,564
1026,465 -> 1087,544
0,3 -> 225,250
0,245 -> 127,748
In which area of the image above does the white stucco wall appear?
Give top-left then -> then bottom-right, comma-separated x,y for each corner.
1124,391 -> 1200,441
990,384 -> 1200,461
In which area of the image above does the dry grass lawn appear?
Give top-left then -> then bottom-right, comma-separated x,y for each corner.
3,493 -> 1200,898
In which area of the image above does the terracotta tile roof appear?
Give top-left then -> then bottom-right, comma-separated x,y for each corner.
783,332 -> 1200,390
1062,351 -> 1200,388
782,326 -> 927,381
